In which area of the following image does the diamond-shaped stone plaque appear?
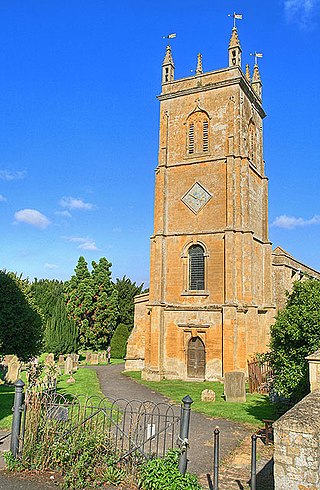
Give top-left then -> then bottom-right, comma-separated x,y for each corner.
181,182 -> 212,214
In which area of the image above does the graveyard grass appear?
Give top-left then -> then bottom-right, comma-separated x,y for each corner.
124,371 -> 278,427
0,367 -> 103,430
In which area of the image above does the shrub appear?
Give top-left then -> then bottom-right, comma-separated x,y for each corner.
110,323 -> 130,359
270,279 -> 320,404
138,450 -> 202,490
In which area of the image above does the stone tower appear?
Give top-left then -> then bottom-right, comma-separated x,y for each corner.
125,27 -> 276,381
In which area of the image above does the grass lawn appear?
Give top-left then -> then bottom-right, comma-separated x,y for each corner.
0,384 -> 15,430
124,371 -> 278,427
0,366 -> 104,431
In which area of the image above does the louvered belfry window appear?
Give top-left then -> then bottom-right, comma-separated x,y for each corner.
203,120 -> 209,152
189,245 -> 205,290
188,123 -> 195,154
187,112 -> 209,155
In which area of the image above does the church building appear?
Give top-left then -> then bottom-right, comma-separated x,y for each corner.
125,26 -> 320,381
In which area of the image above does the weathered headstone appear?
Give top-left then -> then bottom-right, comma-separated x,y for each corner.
44,353 -> 55,366
64,355 -> 73,375
5,356 -> 21,383
224,371 -> 246,403
99,351 -> 106,363
201,389 -> 216,402
3,354 -> 14,366
107,345 -> 111,364
85,351 -> 92,364
70,354 -> 79,362
90,353 -> 99,365
58,355 -> 65,365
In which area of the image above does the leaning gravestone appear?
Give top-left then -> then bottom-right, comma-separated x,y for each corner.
90,353 -> 99,365
224,371 -> 246,403
64,355 -> 73,375
201,389 -> 216,402
5,356 -> 21,384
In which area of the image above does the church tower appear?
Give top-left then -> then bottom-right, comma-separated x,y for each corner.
125,26 -> 276,381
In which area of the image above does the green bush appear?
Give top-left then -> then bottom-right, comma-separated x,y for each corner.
138,450 -> 202,490
270,279 -> 320,404
110,323 -> 130,359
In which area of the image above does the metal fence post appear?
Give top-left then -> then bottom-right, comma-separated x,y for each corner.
250,434 -> 257,490
10,379 -> 25,458
178,395 -> 193,475
213,427 -> 220,490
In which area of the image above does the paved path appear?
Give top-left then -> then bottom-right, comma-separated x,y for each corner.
93,364 -> 249,478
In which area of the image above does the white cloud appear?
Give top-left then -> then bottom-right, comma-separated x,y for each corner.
55,210 -> 72,218
62,235 -> 98,251
45,263 -> 59,270
59,196 -> 95,211
284,0 -> 319,28
0,194 -> 7,202
0,169 -> 26,181
14,209 -> 51,229
271,214 -> 320,229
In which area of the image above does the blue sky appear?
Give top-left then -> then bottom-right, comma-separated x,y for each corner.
0,0 -> 319,285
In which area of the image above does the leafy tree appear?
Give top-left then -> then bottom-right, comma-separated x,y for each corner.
114,275 -> 146,329
0,271 -> 43,359
110,323 -> 130,359
65,256 -> 118,350
30,279 -> 64,325
270,279 -> 320,404
45,296 -> 78,355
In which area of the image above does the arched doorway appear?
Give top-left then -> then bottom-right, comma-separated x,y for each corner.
187,337 -> 206,378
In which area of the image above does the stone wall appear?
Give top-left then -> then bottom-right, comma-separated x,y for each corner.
273,390 -> 320,490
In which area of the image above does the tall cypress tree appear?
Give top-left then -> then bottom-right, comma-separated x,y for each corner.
45,296 -> 78,355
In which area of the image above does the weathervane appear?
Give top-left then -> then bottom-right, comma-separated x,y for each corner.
228,12 -> 243,28
162,33 -> 177,46
250,52 -> 263,65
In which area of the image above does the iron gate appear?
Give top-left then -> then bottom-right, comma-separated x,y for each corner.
10,380 -> 192,473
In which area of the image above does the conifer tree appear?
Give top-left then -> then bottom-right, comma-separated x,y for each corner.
45,296 -> 78,355
114,275 -> 146,329
65,256 -> 118,350
110,323 -> 130,359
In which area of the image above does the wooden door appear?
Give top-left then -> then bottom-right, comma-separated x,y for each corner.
187,337 -> 205,378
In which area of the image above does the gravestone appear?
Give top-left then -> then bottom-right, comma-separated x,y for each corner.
58,355 -> 65,365
224,371 -> 246,403
90,353 -> 99,365
85,351 -> 92,364
5,356 -> 21,384
99,351 -> 107,363
64,355 -> 73,375
45,353 -> 55,366
201,389 -> 216,402
70,354 -> 79,362
3,354 -> 14,366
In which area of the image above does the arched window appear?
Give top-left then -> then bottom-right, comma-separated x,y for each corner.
186,111 -> 210,155
189,245 -> 205,290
